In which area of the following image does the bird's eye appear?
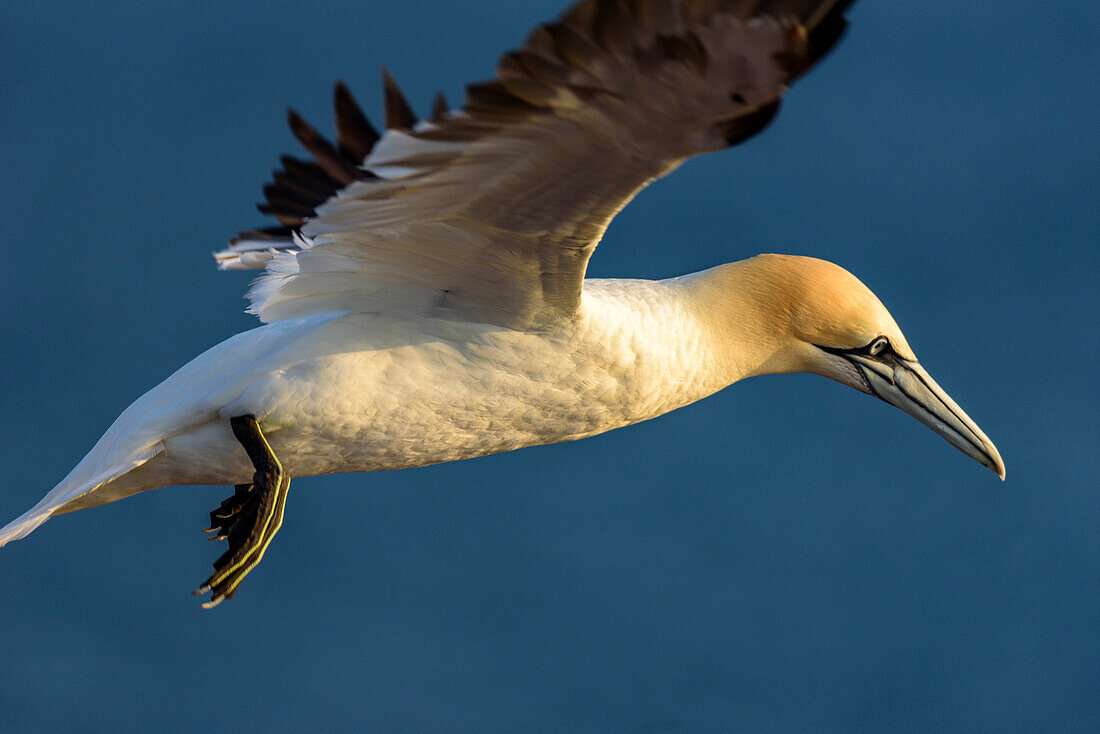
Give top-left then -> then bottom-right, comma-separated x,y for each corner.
868,337 -> 889,356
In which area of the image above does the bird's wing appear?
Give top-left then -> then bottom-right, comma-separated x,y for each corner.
219,0 -> 854,328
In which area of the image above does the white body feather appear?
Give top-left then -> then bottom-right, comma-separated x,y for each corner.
0,275 -> 738,544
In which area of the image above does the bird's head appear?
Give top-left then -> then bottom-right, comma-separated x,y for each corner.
732,254 -> 1005,479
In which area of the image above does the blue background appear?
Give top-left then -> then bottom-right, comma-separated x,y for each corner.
1,1 -> 1097,731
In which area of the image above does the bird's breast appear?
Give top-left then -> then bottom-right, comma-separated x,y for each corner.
218,283 -> 727,478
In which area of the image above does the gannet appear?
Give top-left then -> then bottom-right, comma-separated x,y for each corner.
0,0 -> 1004,608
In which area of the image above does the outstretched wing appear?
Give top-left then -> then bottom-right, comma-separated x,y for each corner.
220,0 -> 854,328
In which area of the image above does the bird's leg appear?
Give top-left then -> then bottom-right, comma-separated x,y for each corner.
193,415 -> 290,609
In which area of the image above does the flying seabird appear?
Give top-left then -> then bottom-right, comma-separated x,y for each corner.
0,0 -> 1004,608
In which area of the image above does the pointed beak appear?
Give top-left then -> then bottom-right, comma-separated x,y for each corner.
848,354 -> 1006,480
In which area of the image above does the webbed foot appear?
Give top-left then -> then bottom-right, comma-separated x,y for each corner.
193,415 -> 290,608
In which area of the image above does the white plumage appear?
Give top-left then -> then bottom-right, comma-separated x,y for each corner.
0,0 -> 1003,606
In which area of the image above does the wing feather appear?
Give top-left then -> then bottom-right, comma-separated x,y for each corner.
224,0 -> 855,327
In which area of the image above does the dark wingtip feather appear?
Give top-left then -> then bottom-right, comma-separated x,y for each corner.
333,81 -> 380,162
257,204 -> 305,228
767,0 -> 856,79
286,108 -> 358,185
431,92 -> 449,122
233,79 -> 389,245
801,13 -> 849,75
592,0 -> 633,55
230,226 -> 295,245
381,68 -> 418,129
718,98 -> 782,147
803,0 -> 856,32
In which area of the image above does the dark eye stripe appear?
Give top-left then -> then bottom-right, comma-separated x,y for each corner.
815,337 -> 893,360
847,337 -> 891,357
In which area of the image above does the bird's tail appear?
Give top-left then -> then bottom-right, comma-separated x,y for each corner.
0,444 -> 162,547
0,507 -> 53,547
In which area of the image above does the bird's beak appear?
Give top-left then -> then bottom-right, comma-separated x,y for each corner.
847,354 -> 1006,480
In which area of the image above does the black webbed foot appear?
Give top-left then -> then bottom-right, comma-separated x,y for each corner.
202,483 -> 253,541
193,415 -> 290,609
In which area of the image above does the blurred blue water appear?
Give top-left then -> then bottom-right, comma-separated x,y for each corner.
0,1 -> 1097,732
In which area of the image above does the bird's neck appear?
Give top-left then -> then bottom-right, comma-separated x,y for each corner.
666,260 -> 802,382
578,263 -> 797,420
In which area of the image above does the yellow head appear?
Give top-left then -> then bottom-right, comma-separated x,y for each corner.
706,254 -> 1004,478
